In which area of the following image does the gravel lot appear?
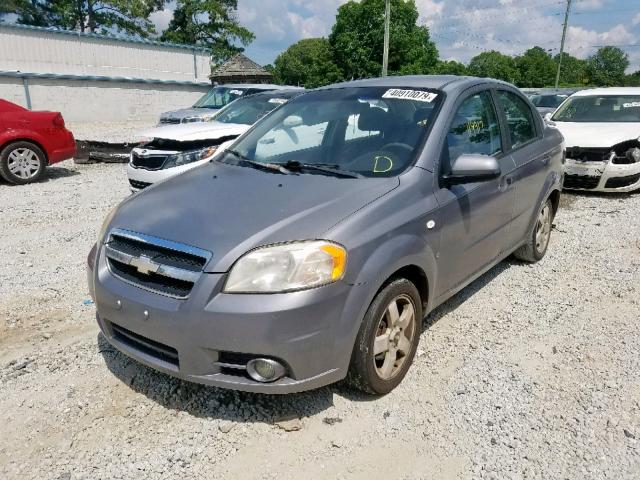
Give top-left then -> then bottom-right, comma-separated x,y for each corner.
1,160 -> 639,479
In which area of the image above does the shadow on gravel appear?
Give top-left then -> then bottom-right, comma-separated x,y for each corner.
98,333 -> 336,423
0,166 -> 80,186
98,258 -> 518,416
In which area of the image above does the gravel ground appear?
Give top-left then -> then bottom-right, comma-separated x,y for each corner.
1,161 -> 639,480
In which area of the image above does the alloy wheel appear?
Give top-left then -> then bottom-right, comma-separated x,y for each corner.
535,203 -> 552,254
8,148 -> 41,180
373,294 -> 416,380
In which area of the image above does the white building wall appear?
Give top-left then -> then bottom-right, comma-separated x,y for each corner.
0,24 -> 211,82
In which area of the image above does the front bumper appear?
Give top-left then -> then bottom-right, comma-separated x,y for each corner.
563,158 -> 640,193
127,159 -> 209,192
89,243 -> 364,394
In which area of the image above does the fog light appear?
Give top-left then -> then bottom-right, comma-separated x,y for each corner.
246,358 -> 286,383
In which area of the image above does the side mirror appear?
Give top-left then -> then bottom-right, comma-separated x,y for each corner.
544,112 -> 553,121
442,154 -> 501,185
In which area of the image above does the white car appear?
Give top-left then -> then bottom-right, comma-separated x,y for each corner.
128,89 -> 303,191
548,87 -> 640,192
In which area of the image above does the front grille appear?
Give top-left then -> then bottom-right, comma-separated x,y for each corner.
104,229 -> 211,299
129,179 -> 151,190
111,322 -> 179,367
604,173 -> 640,189
564,174 -> 601,190
130,151 -> 167,170
159,118 -> 181,124
566,147 -> 611,163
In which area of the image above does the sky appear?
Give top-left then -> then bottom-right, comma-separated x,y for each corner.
150,0 -> 640,73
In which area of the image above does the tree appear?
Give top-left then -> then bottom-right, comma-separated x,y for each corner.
12,0 -> 164,36
468,51 -> 520,83
160,0 -> 254,63
586,46 -> 629,86
273,38 -> 343,88
553,52 -> 588,86
515,46 -> 556,88
624,70 -> 640,87
329,0 -> 438,79
432,60 -> 468,76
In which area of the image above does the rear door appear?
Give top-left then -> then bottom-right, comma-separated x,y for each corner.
433,87 -> 516,297
495,89 -> 551,247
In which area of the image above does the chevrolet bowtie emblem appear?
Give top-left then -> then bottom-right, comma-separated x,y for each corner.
130,255 -> 160,275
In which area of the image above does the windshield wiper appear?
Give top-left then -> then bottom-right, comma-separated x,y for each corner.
277,161 -> 363,178
223,150 -> 292,174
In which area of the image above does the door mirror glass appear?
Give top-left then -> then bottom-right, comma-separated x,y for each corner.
444,154 -> 501,185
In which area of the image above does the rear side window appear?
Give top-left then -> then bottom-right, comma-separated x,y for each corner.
498,91 -> 537,148
446,91 -> 502,162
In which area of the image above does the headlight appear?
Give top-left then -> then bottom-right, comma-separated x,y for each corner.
224,241 -> 347,293
97,206 -> 118,244
626,147 -> 640,163
163,146 -> 218,168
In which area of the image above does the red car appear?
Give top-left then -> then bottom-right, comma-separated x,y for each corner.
0,99 -> 76,184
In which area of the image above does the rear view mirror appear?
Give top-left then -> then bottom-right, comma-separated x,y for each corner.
443,154 -> 501,185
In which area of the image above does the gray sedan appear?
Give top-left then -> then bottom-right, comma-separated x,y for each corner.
88,75 -> 564,395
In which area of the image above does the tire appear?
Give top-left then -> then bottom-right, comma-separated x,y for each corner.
513,197 -> 554,263
0,141 -> 46,185
347,278 -> 422,395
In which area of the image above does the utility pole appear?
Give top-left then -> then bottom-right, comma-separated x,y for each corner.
382,0 -> 391,76
555,0 -> 572,89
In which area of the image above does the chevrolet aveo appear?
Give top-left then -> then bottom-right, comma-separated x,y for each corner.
88,76 -> 564,395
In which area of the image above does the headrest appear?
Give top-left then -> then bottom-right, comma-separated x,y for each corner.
358,107 -> 389,131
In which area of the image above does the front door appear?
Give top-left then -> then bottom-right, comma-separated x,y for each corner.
433,89 -> 516,298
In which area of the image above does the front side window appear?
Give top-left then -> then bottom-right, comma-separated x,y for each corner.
552,95 -> 640,123
446,91 -> 502,164
219,86 -> 443,178
193,87 -> 246,109
497,91 -> 537,148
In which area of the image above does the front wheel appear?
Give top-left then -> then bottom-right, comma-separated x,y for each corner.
513,198 -> 554,262
347,278 -> 422,395
0,141 -> 46,185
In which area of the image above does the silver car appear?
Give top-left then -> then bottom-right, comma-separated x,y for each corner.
89,76 -> 564,395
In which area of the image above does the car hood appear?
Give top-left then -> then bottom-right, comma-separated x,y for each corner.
160,107 -> 219,121
554,121 -> 640,147
136,122 -> 249,141
110,162 -> 399,273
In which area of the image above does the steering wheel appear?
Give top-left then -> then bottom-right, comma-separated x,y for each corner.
379,142 -> 413,155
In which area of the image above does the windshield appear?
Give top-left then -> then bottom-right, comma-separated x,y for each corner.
531,94 -> 567,109
552,95 -> 640,123
213,94 -> 291,125
193,87 -> 247,109
218,86 -> 442,178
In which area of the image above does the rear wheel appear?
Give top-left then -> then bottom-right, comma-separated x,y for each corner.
513,198 -> 553,262
347,278 -> 422,395
0,141 -> 46,185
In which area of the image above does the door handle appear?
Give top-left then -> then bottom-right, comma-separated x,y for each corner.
541,155 -> 551,166
499,175 -> 513,191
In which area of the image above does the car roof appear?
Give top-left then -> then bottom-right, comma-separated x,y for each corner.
213,83 -> 300,90
572,87 -> 640,96
246,88 -> 304,98
315,75 -> 513,94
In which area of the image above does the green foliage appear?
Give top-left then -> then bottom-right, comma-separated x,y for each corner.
160,0 -> 254,63
515,47 -> 556,88
468,50 -> 519,83
432,60 -> 468,76
586,46 -> 629,86
329,0 -> 438,79
553,52 -> 588,86
273,38 -> 343,88
624,70 -> 640,87
11,0 -> 164,36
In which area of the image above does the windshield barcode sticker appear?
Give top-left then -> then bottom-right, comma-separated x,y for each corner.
622,102 -> 640,108
229,89 -> 243,95
382,89 -> 438,103
269,98 -> 287,104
